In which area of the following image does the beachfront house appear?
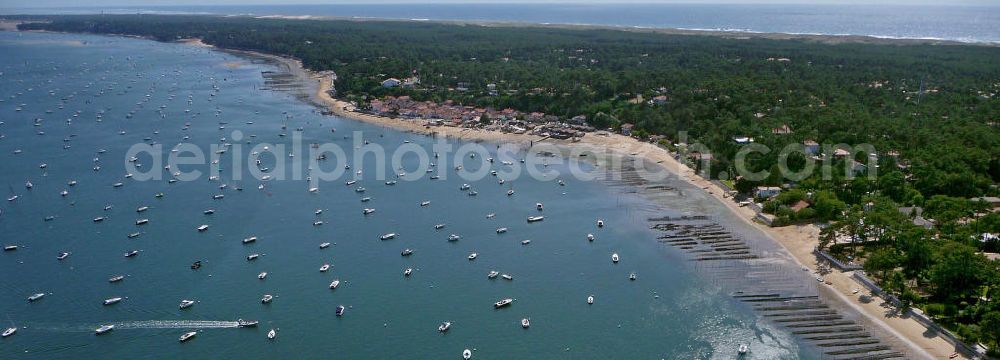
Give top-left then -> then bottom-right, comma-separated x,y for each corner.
971,196 -> 1000,209
755,186 -> 782,199
803,140 -> 820,155
772,124 -> 793,135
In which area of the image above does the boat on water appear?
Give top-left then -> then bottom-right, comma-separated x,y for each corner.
109,275 -> 124,283
521,318 -> 530,328
267,329 -> 277,340
203,209 -> 215,215
319,242 -> 331,249
487,271 -> 499,279
460,184 -> 471,190
467,191 -> 478,196
237,319 -> 258,328
496,227 -> 508,234
191,261 -> 202,270
597,219 -> 605,228
127,232 -> 141,239
494,298 -> 514,308
438,322 -> 451,332
588,295 -> 594,304
319,264 -> 331,272
247,254 -> 259,261
587,234 -> 595,242
336,305 -> 345,316
94,325 -> 113,335
629,272 -> 637,281
179,331 -> 197,342
196,224 -> 209,231
179,300 -> 195,309
103,297 -> 122,305
258,272 -> 267,280
521,240 -> 531,245
313,220 -> 324,226
404,268 -> 413,277
242,236 -> 257,244
468,252 -> 478,260
501,274 -> 514,281
360,197 -> 371,202
380,233 -> 396,240
329,279 -> 340,289
27,293 -> 45,302
738,344 -> 749,355
3,245 -> 17,251
363,208 -> 375,215
434,224 -> 446,229
527,216 -> 544,223
2,327 -> 16,338
124,250 -> 139,258
261,294 -> 273,304
57,252 -> 70,260
447,234 -> 461,241
93,216 -> 105,222
420,201 -> 431,206
136,206 -> 149,212
536,203 -> 543,211
135,219 -> 149,225
463,349 -> 472,359
401,249 -> 414,257
612,253 -> 619,263
507,189 -> 515,196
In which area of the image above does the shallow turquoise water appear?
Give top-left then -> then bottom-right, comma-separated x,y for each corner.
0,31 -> 811,359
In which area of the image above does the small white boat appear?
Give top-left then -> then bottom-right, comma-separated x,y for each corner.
420,201 -> 431,207
109,275 -> 124,283
521,240 -> 531,245
196,224 -> 209,232
103,297 -> 122,305
3,245 -> 17,251
242,236 -> 257,244
360,197 -> 371,202
135,219 -> 149,225
336,305 -> 345,316
237,319 -> 258,328
261,294 -> 273,304
463,349 -> 472,359
738,343 -> 749,354
315,209 -> 323,215
521,318 -> 530,328
526,216 -> 544,223
319,264 -> 331,272
501,274 -> 513,281
329,279 -> 340,289
258,272 -> 267,280
94,324 -> 113,335
468,252 -> 478,260
587,234 -> 595,241
319,242 -> 331,249
536,203 -> 543,211
611,253 -> 619,263
27,293 -> 45,302
434,224 -> 446,229
313,220 -> 324,226
124,250 -> 139,258
179,300 -> 195,309
57,252 -> 70,260
460,184 -> 471,190
597,219 -> 604,228
267,329 -> 277,340
345,180 -> 356,186
587,295 -> 594,304
380,233 -> 396,240
127,232 -> 140,239
401,249 -> 414,257
438,321 -> 451,332
496,227 -> 508,234
179,331 -> 197,342
507,189 -> 515,196
247,254 -> 260,261
363,208 -> 376,215
487,271 -> 499,279
447,234 -> 461,242
136,206 -> 149,212
403,268 -> 413,277
494,298 -> 513,308
629,272 -> 637,281
203,209 -> 215,215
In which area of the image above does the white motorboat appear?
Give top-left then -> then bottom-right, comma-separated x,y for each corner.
242,236 -> 257,244
496,227 -> 508,234
345,180 -> 356,186
124,250 -> 139,258
587,234 -> 595,241
597,219 -> 605,228
363,208 -> 376,215
380,233 -> 396,240
237,319 -> 258,328
261,294 -> 273,304
27,293 -> 45,302
468,252 -> 478,260
360,197 -> 371,202
319,242 -> 331,249
401,249 -> 414,257
135,219 -> 149,225
267,329 -> 277,340
212,194 -> 224,200
319,264 -> 331,272
447,234 -> 461,241
536,203 -> 543,211
434,224 -> 446,229
521,240 -> 531,245
612,253 -> 619,263
494,298 -> 513,308
629,272 -> 637,281
136,206 -> 149,212
109,275 -> 124,283
313,220 -> 324,226
57,252 -> 70,260
738,344 -> 749,355
329,279 -> 341,289
420,201 -> 431,207
203,209 -> 215,215
463,349 -> 472,359
501,274 -> 513,281
179,331 -> 197,342
93,216 -> 105,222
521,318 -> 530,328
246,254 -> 259,261
179,300 -> 195,309
197,224 -> 209,232
94,325 -> 113,335
403,268 -> 413,277
103,297 -> 122,305
587,295 -> 594,304
526,216 -> 544,223
507,189 -> 515,196
460,184 -> 471,190
258,272 -> 267,280
315,209 -> 323,215
438,321 -> 451,332
3,245 -> 17,251
487,271 -> 499,279
336,305 -> 345,316
354,187 -> 366,193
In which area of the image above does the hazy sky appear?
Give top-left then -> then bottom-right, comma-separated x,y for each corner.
3,0 -> 998,9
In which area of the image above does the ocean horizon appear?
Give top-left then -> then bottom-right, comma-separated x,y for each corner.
2,3 -> 999,44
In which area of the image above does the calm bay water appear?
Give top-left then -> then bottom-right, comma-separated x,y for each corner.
0,31 -> 814,359
4,3 -> 999,44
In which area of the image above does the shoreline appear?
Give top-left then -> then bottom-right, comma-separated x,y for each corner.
267,46 -> 972,360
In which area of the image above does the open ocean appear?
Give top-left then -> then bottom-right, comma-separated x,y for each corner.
0,31 -> 832,359
2,3 -> 999,44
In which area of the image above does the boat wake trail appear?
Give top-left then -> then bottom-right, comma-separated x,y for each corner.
115,320 -> 240,329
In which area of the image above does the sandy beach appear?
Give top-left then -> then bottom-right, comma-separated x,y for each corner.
178,38 -> 973,359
